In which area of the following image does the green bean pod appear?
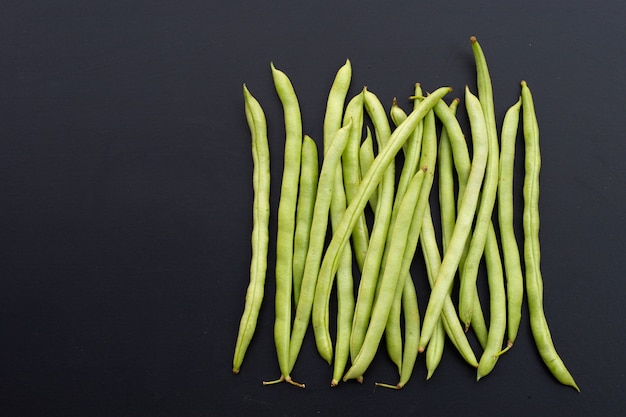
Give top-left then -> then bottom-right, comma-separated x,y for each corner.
233,85 -> 271,374
498,98 -> 524,348
521,80 -> 579,391
458,38 -> 501,328
292,137 -> 319,304
266,64 -> 303,387
321,60 -> 356,387
419,87 -> 488,351
314,86 -> 452,364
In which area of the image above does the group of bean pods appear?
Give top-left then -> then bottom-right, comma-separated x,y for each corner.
232,37 -> 579,391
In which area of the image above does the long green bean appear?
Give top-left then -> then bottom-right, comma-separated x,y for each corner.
233,85 -> 271,374
265,64 -> 303,387
321,61 -> 357,387
458,37 -> 501,329
498,98 -> 524,348
521,80 -> 579,391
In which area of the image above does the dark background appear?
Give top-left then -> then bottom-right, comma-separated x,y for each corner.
1,1 -> 624,416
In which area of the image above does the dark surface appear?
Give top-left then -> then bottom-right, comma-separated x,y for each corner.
1,1 -> 624,416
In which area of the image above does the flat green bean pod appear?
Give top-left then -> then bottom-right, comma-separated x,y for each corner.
321,60 -> 356,387
521,80 -> 579,391
233,85 -> 271,374
498,98 -> 524,348
266,64 -> 303,387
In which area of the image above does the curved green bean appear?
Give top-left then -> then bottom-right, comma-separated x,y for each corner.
458,37 -> 501,329
321,60 -> 356,387
498,98 -> 523,348
233,85 -> 271,374
265,64 -> 303,387
292,137 -> 319,304
521,80 -> 579,391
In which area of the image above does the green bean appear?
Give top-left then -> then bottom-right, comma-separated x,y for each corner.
233,85 -> 271,374
343,168 -> 426,382
521,80 -> 579,391
286,122 -> 352,379
433,99 -> 489,348
264,64 -> 303,387
476,224 -> 507,380
292,137 -> 319,304
418,87 -> 488,352
458,37 -> 501,329
314,86 -> 451,364
349,89 -> 396,369
321,60 -> 356,387
498,98 -> 523,349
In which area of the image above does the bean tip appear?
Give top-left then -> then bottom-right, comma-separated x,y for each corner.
521,80 -> 527,87
470,35 -> 478,43
232,368 -> 240,375
418,346 -> 425,353
330,379 -> 339,387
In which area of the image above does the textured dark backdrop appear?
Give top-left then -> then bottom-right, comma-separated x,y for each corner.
1,1 -> 624,416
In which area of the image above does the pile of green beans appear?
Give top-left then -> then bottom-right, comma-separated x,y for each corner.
232,37 -> 579,392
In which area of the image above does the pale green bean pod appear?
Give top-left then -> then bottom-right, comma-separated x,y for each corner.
521,80 -> 579,391
233,85 -> 271,374
498,98 -> 524,348
265,64 -> 303,387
